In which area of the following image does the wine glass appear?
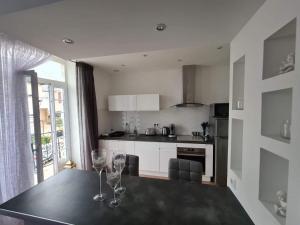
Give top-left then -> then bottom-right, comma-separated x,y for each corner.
91,150 -> 107,201
113,152 -> 126,194
106,166 -> 121,208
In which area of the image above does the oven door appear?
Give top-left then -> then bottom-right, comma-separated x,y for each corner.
177,147 -> 206,174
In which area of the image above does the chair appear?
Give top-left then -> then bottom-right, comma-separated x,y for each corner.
168,158 -> 202,183
122,154 -> 139,176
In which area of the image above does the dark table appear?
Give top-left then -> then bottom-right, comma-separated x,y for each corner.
0,169 -> 254,225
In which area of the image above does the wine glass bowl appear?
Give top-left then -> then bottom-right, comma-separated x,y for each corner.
113,152 -> 126,195
106,167 -> 121,208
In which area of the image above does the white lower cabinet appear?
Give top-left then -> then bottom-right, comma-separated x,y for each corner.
134,142 -> 160,172
100,140 -> 213,180
159,143 -> 177,173
99,140 -> 134,160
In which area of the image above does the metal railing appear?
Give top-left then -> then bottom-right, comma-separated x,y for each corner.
31,132 -> 65,169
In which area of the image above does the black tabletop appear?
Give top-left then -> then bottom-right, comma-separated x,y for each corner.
0,169 -> 253,225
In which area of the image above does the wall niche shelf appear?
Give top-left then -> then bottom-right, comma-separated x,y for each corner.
259,148 -> 289,225
230,118 -> 243,178
263,18 -> 297,80
232,56 -> 245,110
261,88 -> 292,144
230,110 -> 244,120
262,70 -> 295,93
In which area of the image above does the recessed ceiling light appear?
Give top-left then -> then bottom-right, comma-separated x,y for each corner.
121,64 -> 126,67
177,59 -> 183,62
143,54 -> 148,57
155,23 -> 167,31
217,46 -> 223,50
62,38 -> 74,44
113,69 -> 120,72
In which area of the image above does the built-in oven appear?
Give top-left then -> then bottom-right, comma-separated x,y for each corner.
177,147 -> 206,174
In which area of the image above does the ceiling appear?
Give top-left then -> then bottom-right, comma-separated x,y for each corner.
82,45 -> 229,74
0,0 -> 265,61
0,0 -> 63,16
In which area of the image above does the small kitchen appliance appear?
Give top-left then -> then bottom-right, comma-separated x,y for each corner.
162,127 -> 170,136
168,124 -> 176,138
145,128 -> 156,136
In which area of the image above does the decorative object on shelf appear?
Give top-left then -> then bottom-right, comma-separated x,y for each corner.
236,99 -> 244,110
279,52 -> 295,74
201,122 -> 209,136
280,119 -> 291,139
273,190 -> 287,217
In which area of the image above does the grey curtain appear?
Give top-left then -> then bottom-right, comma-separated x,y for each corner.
76,62 -> 99,171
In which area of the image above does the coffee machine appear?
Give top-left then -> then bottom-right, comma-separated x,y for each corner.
168,124 -> 176,138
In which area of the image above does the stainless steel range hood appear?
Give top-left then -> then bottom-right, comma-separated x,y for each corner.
173,65 -> 203,108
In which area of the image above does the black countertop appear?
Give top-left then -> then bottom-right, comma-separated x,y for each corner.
99,134 -> 213,144
0,169 -> 254,225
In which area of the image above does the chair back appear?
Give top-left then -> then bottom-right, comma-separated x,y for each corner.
122,154 -> 139,176
168,158 -> 202,183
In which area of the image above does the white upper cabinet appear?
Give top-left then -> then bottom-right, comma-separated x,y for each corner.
136,94 -> 159,111
108,95 -> 137,111
108,94 -> 159,111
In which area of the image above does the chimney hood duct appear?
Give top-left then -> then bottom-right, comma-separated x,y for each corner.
173,65 -> 203,108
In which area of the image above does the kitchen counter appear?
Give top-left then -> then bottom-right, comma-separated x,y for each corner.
99,134 -> 213,144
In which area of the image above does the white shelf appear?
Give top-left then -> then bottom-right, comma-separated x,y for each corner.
263,19 -> 296,80
261,88 -> 293,144
230,110 -> 244,120
260,136 -> 291,160
230,118 -> 243,179
232,56 -> 245,110
259,148 -> 289,225
261,70 -> 295,92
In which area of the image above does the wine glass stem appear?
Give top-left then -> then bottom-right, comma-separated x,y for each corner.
113,187 -> 116,202
99,169 -> 103,196
119,171 -> 122,187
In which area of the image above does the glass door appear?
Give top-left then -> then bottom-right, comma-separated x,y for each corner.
53,87 -> 68,171
27,77 -> 69,184
38,83 -> 55,180
26,71 -> 44,184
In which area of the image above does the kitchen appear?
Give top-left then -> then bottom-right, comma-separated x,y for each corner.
86,47 -> 230,185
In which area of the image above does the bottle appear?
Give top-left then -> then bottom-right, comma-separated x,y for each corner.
125,122 -> 130,134
133,126 -> 138,136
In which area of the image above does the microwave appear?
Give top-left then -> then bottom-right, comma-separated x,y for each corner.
210,103 -> 229,118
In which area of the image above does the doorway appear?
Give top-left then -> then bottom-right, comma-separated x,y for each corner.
26,60 -> 69,184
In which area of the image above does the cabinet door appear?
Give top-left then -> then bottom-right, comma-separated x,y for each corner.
215,138 -> 228,186
118,141 -> 135,155
205,144 -> 214,177
134,142 -> 159,172
136,94 -> 159,111
108,95 -> 136,111
159,143 -> 177,173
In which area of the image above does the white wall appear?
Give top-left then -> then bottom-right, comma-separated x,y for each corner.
94,65 -> 229,135
228,0 -> 300,225
93,67 -> 112,133
195,64 -> 230,105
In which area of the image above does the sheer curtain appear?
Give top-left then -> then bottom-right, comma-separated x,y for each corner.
76,62 -> 99,171
0,34 -> 49,209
